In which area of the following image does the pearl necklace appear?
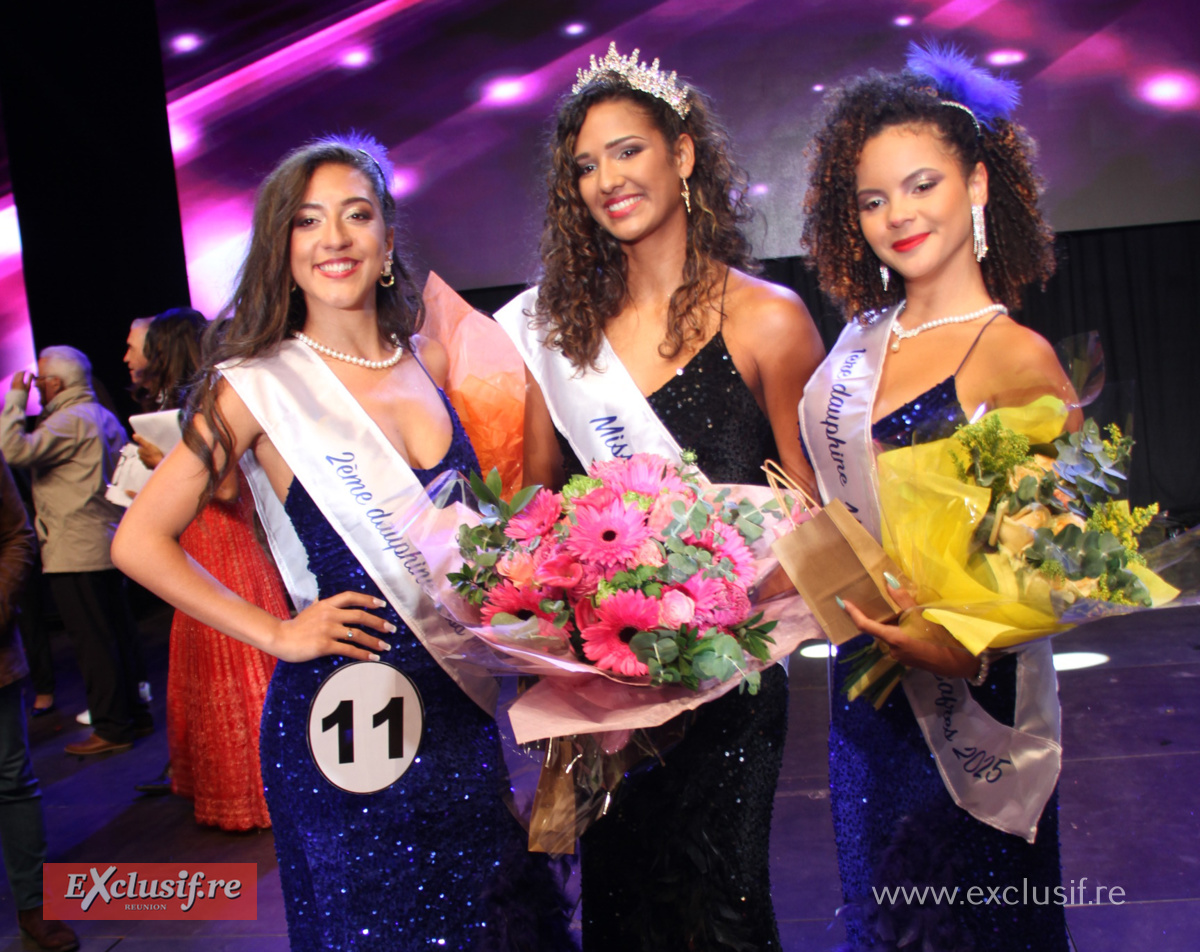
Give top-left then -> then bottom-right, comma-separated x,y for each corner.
889,302 -> 1007,352
294,331 -> 403,369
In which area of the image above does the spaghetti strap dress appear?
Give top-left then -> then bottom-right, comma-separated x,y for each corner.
260,384 -> 573,951
561,331 -> 790,952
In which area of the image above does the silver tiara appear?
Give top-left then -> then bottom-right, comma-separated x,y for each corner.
572,42 -> 691,119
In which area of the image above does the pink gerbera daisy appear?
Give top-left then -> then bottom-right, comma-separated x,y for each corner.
592,453 -> 688,497
689,526 -> 757,586
563,498 -> 652,570
579,589 -> 659,676
481,581 -> 565,640
504,489 -> 563,542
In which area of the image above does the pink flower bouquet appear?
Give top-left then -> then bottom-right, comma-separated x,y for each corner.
449,453 -> 780,694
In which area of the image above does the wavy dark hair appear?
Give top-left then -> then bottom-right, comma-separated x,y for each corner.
535,77 -> 757,370
185,133 -> 424,501
801,68 -> 1055,320
137,307 -> 206,411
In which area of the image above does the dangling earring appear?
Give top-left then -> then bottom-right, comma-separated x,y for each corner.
879,264 -> 890,292
379,253 -> 396,288
972,204 -> 988,261
680,177 -> 691,215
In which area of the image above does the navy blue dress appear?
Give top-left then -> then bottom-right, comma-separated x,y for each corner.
260,389 -> 572,951
828,377 -> 1068,952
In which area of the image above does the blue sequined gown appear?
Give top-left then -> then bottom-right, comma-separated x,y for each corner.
828,377 -> 1068,952
260,389 -> 573,952
558,332 -> 789,952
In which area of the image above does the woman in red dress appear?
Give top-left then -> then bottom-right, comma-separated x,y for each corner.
134,308 -> 286,829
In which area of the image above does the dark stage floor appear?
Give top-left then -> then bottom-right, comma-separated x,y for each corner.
0,598 -> 1196,951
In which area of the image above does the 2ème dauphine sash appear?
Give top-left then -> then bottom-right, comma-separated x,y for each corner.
219,340 -> 499,715
800,307 -> 1061,843
494,287 -> 692,472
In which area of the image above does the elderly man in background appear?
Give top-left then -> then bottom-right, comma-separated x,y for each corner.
0,346 -> 151,755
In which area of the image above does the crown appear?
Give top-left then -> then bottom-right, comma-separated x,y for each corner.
572,42 -> 691,119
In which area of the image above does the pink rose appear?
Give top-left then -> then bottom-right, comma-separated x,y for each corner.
648,491 -> 692,532
658,589 -> 696,628
534,551 -> 585,589
632,538 -> 666,568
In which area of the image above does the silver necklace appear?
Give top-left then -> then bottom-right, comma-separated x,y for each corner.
294,331 -> 403,369
889,302 -> 1007,352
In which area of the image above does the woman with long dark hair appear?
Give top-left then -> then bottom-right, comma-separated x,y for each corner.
496,44 -> 825,951
799,45 -> 1074,950
129,306 -> 285,829
114,134 -> 571,950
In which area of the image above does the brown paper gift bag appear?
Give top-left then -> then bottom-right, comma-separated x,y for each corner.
762,462 -> 901,645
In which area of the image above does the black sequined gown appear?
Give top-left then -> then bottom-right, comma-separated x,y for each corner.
559,332 -> 789,952
827,377 -> 1068,952
261,388 -> 573,952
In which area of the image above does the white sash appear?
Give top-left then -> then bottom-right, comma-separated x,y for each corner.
799,305 -> 896,539
493,287 -> 689,470
220,340 -> 498,715
801,311 -> 1061,843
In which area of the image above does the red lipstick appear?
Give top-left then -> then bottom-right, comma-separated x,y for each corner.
891,233 -> 930,253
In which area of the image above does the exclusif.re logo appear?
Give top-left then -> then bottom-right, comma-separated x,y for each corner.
44,863 -> 257,921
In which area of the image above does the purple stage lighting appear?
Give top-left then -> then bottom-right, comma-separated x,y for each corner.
749,183 -> 769,196
987,49 -> 1027,67
171,33 -> 202,54
341,47 -> 372,69
390,167 -> 420,199
480,74 -> 541,107
1138,71 -> 1200,110
893,15 -> 914,27
563,22 -> 588,37
812,83 -> 825,92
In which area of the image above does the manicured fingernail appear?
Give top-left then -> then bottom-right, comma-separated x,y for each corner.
369,653 -> 381,662
834,596 -> 846,610
385,621 -> 397,633
374,598 -> 387,608
883,572 -> 901,589
378,642 -> 392,653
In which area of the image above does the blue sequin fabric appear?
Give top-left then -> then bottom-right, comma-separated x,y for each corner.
569,332 -> 789,951
827,380 -> 1068,952
263,389 -> 573,951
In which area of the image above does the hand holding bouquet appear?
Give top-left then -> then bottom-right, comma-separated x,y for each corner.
847,396 -> 1178,705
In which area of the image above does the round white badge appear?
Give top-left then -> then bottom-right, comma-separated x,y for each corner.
307,661 -> 425,794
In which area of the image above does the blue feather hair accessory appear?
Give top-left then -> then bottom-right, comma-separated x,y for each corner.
905,41 -> 1020,130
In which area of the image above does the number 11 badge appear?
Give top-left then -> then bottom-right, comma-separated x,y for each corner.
307,662 -> 425,793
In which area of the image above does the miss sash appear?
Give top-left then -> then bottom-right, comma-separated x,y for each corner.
800,308 -> 1061,843
220,340 -> 499,715
494,288 -> 691,470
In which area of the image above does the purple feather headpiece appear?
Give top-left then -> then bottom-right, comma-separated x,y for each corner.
905,41 -> 1020,131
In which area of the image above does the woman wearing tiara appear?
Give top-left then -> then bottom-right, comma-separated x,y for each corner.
114,134 -> 572,951
496,44 -> 825,951
800,46 -> 1073,950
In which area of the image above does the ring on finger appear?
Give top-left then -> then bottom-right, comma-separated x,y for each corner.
344,628 -> 356,641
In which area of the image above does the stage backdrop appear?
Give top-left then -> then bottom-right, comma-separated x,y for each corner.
153,0 -> 1200,314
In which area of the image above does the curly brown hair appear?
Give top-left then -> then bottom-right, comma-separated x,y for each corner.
185,133 -> 425,502
535,78 -> 757,370
801,69 -> 1055,320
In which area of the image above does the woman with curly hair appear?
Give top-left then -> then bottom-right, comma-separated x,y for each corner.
114,134 -> 572,950
799,45 -> 1073,951
496,44 -> 824,951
